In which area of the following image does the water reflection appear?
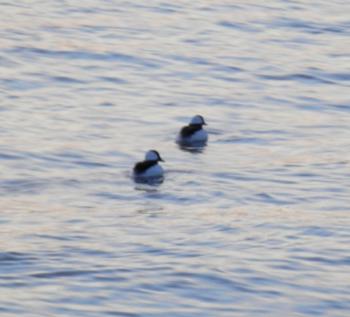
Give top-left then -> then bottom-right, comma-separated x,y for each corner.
134,178 -> 164,191
176,142 -> 207,154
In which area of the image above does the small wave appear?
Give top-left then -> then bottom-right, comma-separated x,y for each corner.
0,252 -> 35,264
9,47 -> 160,68
49,76 -> 86,84
300,226 -> 333,237
104,311 -> 140,317
31,269 -> 97,279
325,72 -> 350,82
98,76 -> 128,84
218,136 -> 269,145
166,54 -> 212,66
173,271 -> 253,293
214,75 -> 240,83
218,21 -> 260,33
0,178 -> 49,195
259,73 -> 335,85
332,104 -> 350,112
271,18 -> 347,35
294,255 -> 350,266
95,191 -> 137,200
0,152 -> 24,160
255,193 -> 296,205
211,65 -> 244,73
0,78 -> 46,91
73,160 -> 111,168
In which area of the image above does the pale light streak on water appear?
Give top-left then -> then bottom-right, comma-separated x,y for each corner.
1,1 -> 350,316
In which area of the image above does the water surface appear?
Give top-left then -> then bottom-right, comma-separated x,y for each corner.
1,1 -> 350,316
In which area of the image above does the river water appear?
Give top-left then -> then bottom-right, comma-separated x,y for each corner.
1,1 -> 350,316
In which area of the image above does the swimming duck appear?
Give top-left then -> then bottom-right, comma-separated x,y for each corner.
133,150 -> 164,181
177,115 -> 208,145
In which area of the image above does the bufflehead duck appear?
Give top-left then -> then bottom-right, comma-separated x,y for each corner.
177,115 -> 208,145
133,150 -> 164,181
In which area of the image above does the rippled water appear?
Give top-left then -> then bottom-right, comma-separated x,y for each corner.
1,1 -> 350,316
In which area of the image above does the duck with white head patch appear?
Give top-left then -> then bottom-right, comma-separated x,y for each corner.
133,150 -> 164,181
177,115 -> 208,146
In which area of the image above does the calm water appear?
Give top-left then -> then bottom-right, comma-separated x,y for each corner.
1,1 -> 350,316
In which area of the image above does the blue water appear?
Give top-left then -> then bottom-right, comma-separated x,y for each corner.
1,1 -> 350,316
